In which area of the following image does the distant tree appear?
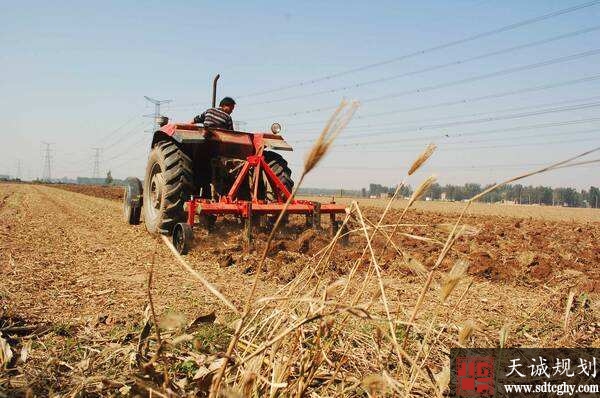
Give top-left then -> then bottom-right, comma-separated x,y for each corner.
399,184 -> 413,198
368,183 -> 388,196
589,186 -> 600,208
429,183 -> 442,200
444,184 -> 457,201
464,183 -> 482,200
361,181 -> 595,208
105,170 -> 113,185
481,184 -> 501,203
538,186 -> 553,205
554,187 -> 582,207
512,184 -> 523,203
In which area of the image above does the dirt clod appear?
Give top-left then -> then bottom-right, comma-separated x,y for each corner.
296,229 -> 317,253
219,254 -> 235,268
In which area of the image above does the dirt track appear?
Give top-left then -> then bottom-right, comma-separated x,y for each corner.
0,184 -> 272,326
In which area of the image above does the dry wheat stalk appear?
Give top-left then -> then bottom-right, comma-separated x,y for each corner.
378,174 -> 437,260
407,175 -> 437,208
404,146 -> 600,353
323,143 -> 438,296
440,260 -> 469,302
150,144 -> 600,396
458,320 -> 475,346
499,325 -> 509,348
563,290 -> 575,331
210,100 -> 359,396
408,143 -> 437,176
352,203 -> 440,395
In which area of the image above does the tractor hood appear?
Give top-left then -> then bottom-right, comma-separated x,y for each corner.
260,133 -> 293,151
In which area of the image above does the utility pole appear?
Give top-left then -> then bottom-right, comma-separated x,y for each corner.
144,96 -> 172,131
92,147 -> 102,179
42,142 -> 54,182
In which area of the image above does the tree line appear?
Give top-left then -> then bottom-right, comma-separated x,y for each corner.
367,183 -> 600,208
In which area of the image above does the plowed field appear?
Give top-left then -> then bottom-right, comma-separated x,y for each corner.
1,183 -> 598,396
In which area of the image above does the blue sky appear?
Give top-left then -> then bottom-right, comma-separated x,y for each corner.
1,0 -> 599,189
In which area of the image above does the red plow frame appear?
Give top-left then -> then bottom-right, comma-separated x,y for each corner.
182,134 -> 348,245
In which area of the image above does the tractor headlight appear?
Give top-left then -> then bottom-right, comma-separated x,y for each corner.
270,122 -> 282,134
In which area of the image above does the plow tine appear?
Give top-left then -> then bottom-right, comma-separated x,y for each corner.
312,202 -> 322,230
245,203 -> 253,247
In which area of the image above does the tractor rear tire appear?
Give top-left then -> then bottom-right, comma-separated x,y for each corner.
263,151 -> 294,201
123,177 -> 142,225
143,141 -> 194,235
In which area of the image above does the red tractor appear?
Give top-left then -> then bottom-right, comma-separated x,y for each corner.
123,76 -> 347,254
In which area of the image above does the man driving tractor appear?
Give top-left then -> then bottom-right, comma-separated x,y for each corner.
192,97 -> 236,130
122,74 -> 344,255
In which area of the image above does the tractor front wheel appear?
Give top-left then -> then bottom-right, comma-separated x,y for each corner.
143,141 -> 194,234
123,177 -> 142,225
173,222 -> 194,254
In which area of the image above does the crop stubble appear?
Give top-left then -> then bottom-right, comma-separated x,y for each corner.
1,182 -> 598,395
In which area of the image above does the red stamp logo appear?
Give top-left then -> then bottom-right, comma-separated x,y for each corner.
456,356 -> 495,396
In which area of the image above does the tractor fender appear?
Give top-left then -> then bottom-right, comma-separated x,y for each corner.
151,124 -> 207,147
151,130 -> 173,148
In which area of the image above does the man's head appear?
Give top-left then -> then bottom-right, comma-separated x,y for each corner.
219,97 -> 236,114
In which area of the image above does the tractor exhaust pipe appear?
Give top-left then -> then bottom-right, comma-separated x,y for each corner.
212,74 -> 220,108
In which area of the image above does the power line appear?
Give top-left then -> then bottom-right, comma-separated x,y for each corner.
369,127 -> 600,149
286,73 -> 600,127
291,93 -> 600,139
46,117 -> 145,172
57,123 -> 147,175
337,100 -> 600,140
340,135 -> 600,153
366,49 -> 600,104
102,120 -> 147,152
295,117 -> 600,149
95,114 -> 140,145
245,48 -> 600,121
238,0 -> 600,98
289,159 -> 594,171
92,148 -> 102,179
291,101 -> 600,148
144,96 -> 172,131
41,142 -> 54,181
105,134 -> 149,163
56,128 -> 149,176
245,25 -> 600,106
